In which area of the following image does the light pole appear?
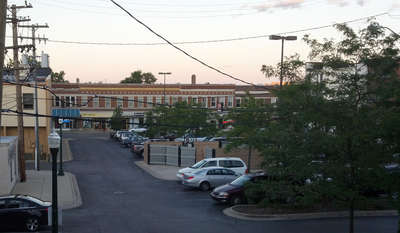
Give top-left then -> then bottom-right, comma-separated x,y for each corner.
269,35 -> 297,88
159,72 -> 171,105
58,118 -> 64,176
48,128 -> 60,233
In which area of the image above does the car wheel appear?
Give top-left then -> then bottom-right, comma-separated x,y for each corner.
199,181 -> 210,191
25,217 -> 40,231
230,195 -> 242,206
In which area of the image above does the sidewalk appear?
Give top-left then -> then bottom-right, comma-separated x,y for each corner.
11,136 -> 82,209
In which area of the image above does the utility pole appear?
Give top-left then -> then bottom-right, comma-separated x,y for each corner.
19,23 -> 49,171
9,3 -> 32,182
0,0 -> 7,138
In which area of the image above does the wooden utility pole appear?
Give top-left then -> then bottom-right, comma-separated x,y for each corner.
19,23 -> 48,171
10,4 -> 32,182
0,0 -> 7,137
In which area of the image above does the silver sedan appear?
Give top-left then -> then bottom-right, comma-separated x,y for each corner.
182,167 -> 241,191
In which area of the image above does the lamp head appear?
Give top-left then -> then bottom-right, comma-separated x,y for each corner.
48,128 -> 60,149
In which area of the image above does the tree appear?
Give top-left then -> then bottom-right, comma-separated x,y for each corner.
255,22 -> 400,233
120,70 -> 157,84
261,53 -> 304,85
110,106 -> 125,130
51,70 -> 69,83
144,100 -> 218,139
224,93 -> 272,173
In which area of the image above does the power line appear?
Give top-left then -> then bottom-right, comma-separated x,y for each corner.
43,12 -> 390,46
111,0 -> 270,90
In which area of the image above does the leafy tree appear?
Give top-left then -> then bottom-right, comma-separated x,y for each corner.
51,70 -> 69,83
261,53 -> 304,85
255,22 -> 400,233
120,70 -> 157,84
110,106 -> 125,130
144,101 -> 218,139
224,93 -> 272,173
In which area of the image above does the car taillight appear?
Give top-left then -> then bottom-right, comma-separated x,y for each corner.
245,169 -> 248,174
186,176 -> 194,180
134,146 -> 137,149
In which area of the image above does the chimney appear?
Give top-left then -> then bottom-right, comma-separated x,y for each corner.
191,74 -> 196,84
76,78 -> 80,84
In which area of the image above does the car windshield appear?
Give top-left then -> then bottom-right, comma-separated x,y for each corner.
230,175 -> 251,186
190,160 -> 208,169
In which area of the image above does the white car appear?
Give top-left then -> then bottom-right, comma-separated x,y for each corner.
177,157 -> 248,180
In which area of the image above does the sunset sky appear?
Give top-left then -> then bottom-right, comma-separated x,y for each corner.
5,0 -> 400,85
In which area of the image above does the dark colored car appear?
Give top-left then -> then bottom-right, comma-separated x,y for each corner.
0,194 -> 51,231
211,173 -> 304,206
131,142 -> 145,156
211,173 -> 266,206
120,135 -> 146,148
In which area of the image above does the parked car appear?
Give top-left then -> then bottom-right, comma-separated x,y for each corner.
177,157 -> 248,180
119,132 -> 135,141
131,142 -> 145,156
211,173 -> 305,206
163,133 -> 178,141
120,135 -> 146,148
182,167 -> 241,191
0,194 -> 51,232
128,128 -> 147,133
114,130 -> 129,140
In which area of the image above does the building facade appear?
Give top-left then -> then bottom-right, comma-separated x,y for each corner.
50,79 -> 277,131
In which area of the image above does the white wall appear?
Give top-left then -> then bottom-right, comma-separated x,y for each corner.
0,136 -> 19,195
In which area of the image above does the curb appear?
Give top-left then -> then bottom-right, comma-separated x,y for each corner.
63,172 -> 82,209
223,205 -> 399,221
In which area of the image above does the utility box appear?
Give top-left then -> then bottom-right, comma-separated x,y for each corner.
0,136 -> 19,196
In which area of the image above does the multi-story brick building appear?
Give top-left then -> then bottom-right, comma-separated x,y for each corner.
50,76 -> 277,131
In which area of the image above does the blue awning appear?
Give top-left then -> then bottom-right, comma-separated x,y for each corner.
52,109 -> 80,117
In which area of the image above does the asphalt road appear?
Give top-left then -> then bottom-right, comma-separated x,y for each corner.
20,132 -> 399,233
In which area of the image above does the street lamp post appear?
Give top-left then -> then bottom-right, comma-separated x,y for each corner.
269,35 -> 297,88
58,118 -> 64,176
48,128 -> 61,233
159,72 -> 171,105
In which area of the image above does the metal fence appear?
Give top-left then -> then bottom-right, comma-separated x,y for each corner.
148,145 -> 196,167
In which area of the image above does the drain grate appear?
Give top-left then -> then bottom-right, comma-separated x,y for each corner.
114,191 -> 125,194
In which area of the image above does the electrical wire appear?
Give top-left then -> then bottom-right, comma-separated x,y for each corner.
110,0 -> 269,90
45,12 -> 390,46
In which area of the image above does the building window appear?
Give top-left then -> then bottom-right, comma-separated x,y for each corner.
93,97 -> 99,107
81,96 -> 87,107
156,97 -> 161,105
71,97 -> 75,107
236,98 -> 241,108
182,97 -> 188,103
202,97 -> 207,107
65,96 -> 70,107
23,93 -> 34,109
55,96 -> 60,107
173,97 -> 178,105
106,97 -> 111,108
129,97 -> 134,107
138,97 -> 143,107
228,97 -> 233,108
219,97 -> 225,107
117,96 -> 122,107
192,97 -> 198,105
211,97 -> 216,107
